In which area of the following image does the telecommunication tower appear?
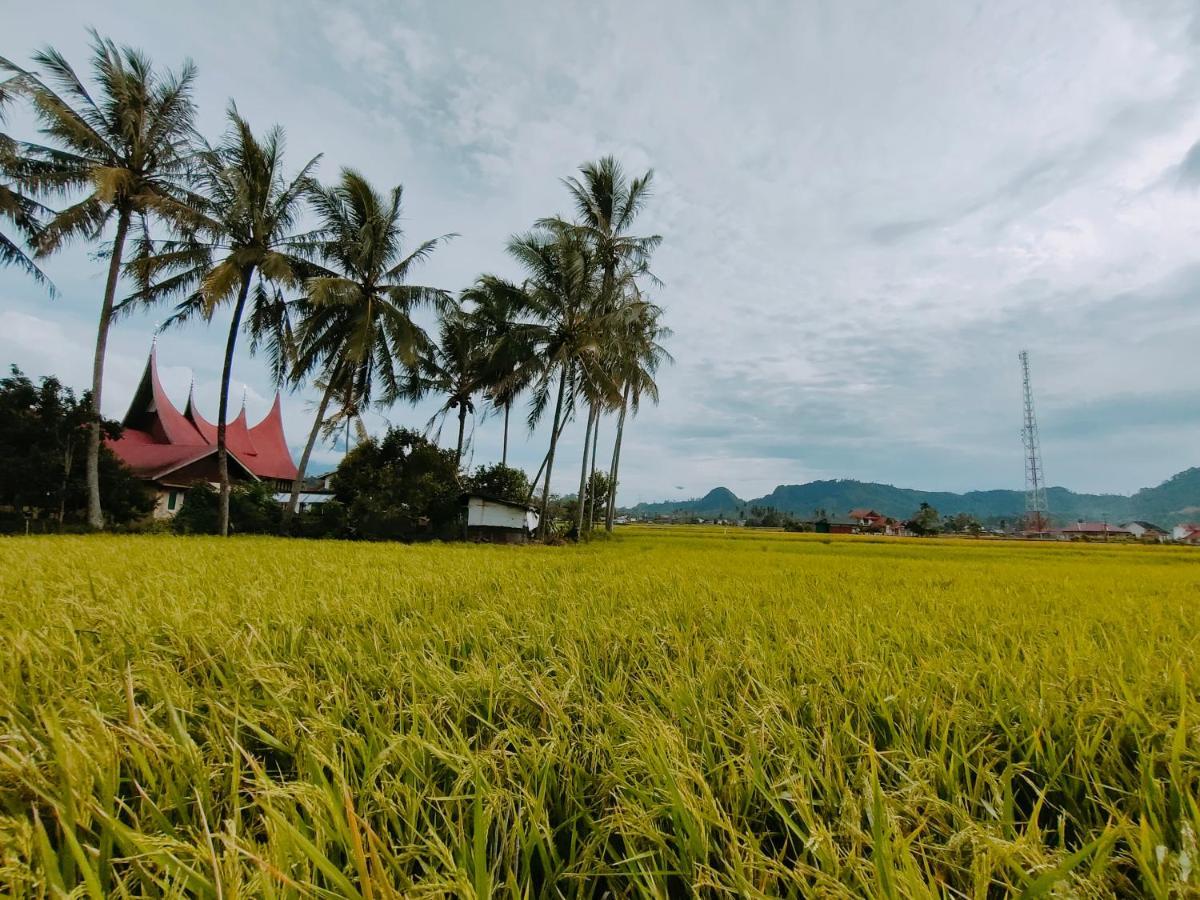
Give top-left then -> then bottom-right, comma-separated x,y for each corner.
1019,350 -> 1049,533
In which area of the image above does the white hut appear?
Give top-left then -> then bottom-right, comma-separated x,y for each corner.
462,493 -> 539,543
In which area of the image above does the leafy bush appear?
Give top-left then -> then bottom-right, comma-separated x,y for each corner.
0,366 -> 152,530
333,427 -> 462,541
172,482 -> 282,535
466,462 -> 531,504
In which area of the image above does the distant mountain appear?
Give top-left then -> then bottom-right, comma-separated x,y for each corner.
626,467 -> 1200,527
631,487 -> 745,519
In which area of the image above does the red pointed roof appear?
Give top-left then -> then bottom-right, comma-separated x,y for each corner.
224,406 -> 258,462
248,394 -> 299,480
184,385 -> 218,444
121,348 -> 206,446
108,347 -> 297,484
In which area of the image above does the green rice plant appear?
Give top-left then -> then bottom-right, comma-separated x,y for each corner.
0,529 -> 1196,896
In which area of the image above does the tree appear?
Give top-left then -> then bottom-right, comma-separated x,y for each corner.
505,228 -> 601,539
0,77 -> 51,288
540,157 -> 662,539
127,106 -> 318,537
909,502 -> 940,536
282,169 -> 451,531
604,293 -> 671,531
417,307 -> 487,467
0,366 -> 151,529
467,462 -> 531,505
462,275 -> 536,467
541,156 -> 660,316
332,426 -> 462,541
585,468 -> 612,529
1,32 -> 197,528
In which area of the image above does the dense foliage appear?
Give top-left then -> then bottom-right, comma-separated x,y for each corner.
171,482 -> 283,536
332,426 -> 463,541
465,462 -> 532,505
1,529 -> 1196,895
0,366 -> 151,530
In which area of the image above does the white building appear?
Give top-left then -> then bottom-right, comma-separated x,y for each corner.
463,494 -> 539,543
1121,521 -> 1169,542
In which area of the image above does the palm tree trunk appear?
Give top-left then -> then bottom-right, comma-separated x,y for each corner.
525,413 -> 568,506
217,268 -> 254,537
501,401 -> 510,467
574,404 -> 596,539
281,379 -> 336,533
85,208 -> 131,530
455,401 -> 468,467
605,383 -> 630,532
538,366 -> 568,540
586,415 -> 601,534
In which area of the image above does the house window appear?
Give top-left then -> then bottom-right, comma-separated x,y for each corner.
167,491 -> 178,511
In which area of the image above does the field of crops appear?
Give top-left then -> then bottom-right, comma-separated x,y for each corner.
0,529 -> 1197,897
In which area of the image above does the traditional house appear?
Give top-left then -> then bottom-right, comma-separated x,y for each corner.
461,493 -> 539,543
108,349 -> 298,517
1121,521 -> 1170,542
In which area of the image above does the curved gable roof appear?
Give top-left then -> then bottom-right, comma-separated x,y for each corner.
247,394 -> 299,480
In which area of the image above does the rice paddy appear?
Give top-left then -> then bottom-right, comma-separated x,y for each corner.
1,528 -> 1197,897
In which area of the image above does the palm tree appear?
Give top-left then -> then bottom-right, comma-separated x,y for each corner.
543,156 -> 660,310
282,169 -> 452,530
0,33 -> 197,528
541,157 -> 661,537
0,77 -> 52,289
126,106 -> 317,536
418,307 -> 488,467
572,334 -> 624,538
605,294 -> 671,531
506,228 -> 603,539
462,274 -> 535,467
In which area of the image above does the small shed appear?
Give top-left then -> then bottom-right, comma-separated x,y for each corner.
461,493 -> 539,543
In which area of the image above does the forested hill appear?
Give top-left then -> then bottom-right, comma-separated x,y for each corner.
627,467 -> 1200,526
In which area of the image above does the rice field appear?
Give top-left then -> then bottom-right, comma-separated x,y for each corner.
0,528 -> 1197,897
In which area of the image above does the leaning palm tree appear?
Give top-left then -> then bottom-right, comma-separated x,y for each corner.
126,106 -> 318,536
0,78 -> 52,289
417,307 -> 488,467
507,228 -> 602,539
281,168 -> 452,530
0,33 -> 197,528
605,293 -> 671,531
462,274 -> 536,466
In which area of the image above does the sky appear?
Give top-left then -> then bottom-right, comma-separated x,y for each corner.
3,0 -> 1200,505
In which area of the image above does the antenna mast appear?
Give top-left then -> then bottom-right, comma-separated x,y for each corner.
1019,350 -> 1049,533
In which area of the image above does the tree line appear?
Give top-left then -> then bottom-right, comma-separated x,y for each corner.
0,31 -> 669,539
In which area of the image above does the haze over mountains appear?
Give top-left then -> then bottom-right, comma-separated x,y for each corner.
627,468 -> 1200,526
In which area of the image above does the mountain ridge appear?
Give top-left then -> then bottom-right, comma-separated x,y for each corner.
627,467 -> 1200,526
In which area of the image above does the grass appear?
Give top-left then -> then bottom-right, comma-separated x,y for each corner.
0,528 -> 1197,897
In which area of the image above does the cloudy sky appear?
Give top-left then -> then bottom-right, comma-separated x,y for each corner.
3,1 -> 1200,504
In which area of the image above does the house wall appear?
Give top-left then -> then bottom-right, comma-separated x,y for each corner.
152,487 -> 186,519
467,497 -> 531,530
466,525 -> 529,544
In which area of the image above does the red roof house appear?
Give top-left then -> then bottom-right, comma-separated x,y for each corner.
1059,521 -> 1132,539
108,349 -> 297,517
